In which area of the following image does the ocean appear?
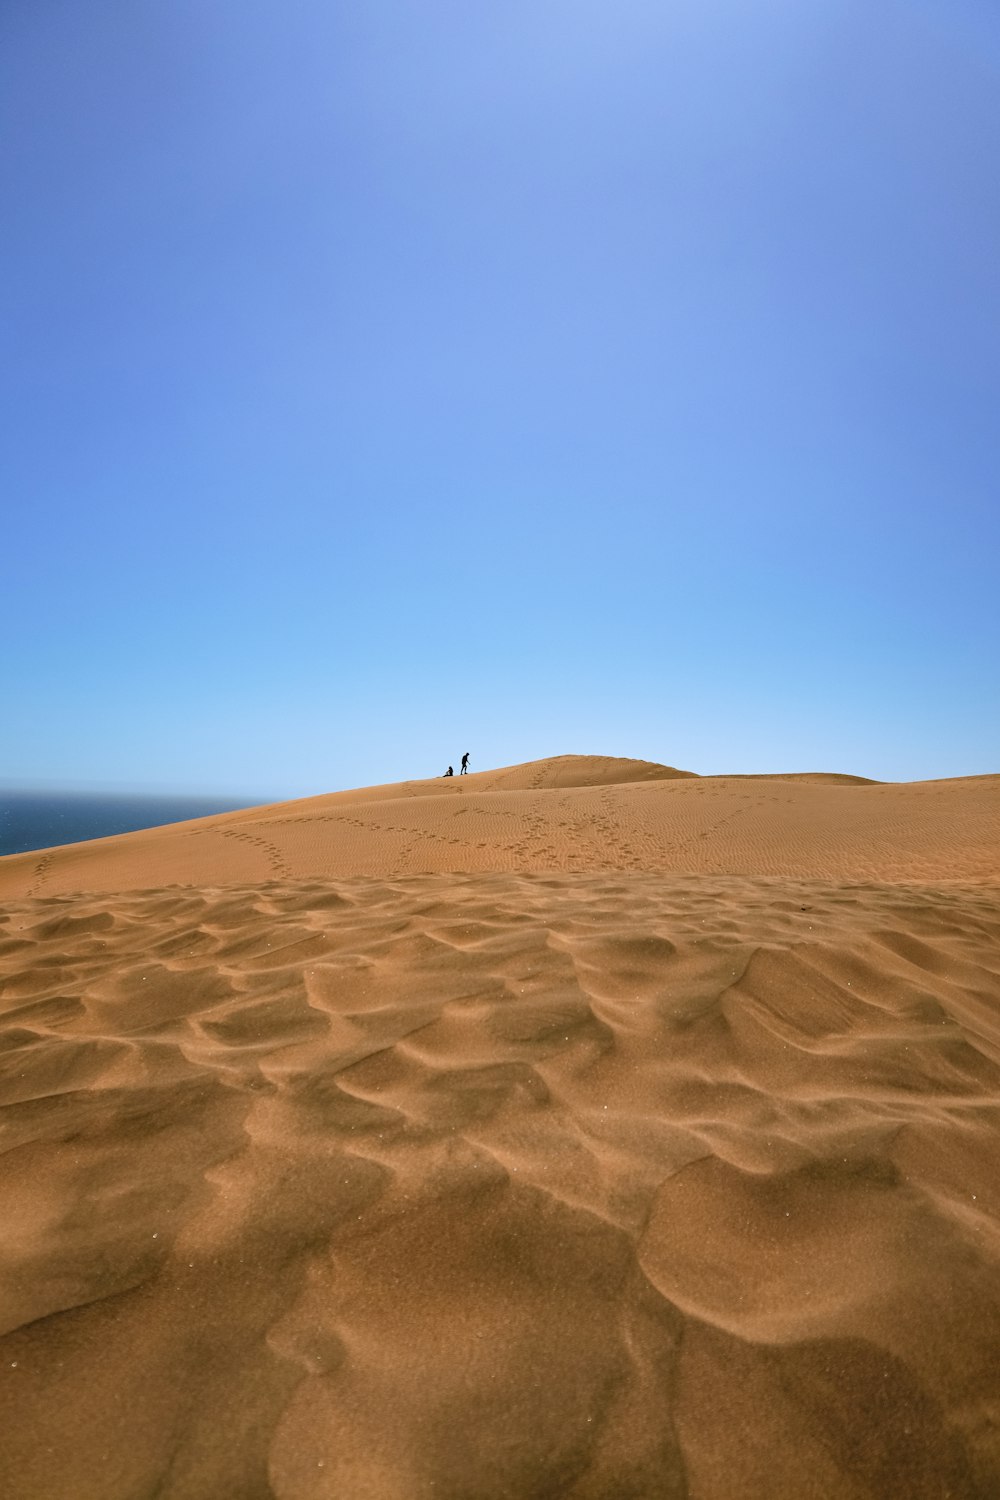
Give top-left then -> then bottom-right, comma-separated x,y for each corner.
0,791 -> 267,858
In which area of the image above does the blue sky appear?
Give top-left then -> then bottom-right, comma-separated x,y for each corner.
5,0 -> 998,797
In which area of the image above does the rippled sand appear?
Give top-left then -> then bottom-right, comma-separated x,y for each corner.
1,758 -> 998,1497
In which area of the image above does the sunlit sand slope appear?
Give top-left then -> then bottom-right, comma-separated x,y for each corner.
1,873 -> 999,1497
1,757 -> 996,897
1,756 -> 998,1498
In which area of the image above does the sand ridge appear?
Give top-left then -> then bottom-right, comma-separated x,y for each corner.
1,756 -> 999,1497
1,755 -> 997,898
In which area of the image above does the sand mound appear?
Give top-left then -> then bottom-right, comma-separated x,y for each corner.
726,770 -> 882,785
1,756 -> 996,898
1,757 -> 999,1497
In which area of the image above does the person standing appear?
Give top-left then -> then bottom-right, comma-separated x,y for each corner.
460,752 -> 470,775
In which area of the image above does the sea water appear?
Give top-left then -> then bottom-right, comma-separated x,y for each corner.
0,791 -> 266,858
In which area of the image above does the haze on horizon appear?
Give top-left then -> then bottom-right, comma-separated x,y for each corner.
5,1 -> 998,801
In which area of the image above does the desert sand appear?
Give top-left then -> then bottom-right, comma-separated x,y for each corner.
1,754 -> 998,1498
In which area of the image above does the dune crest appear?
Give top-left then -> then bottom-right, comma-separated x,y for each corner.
1,755 -> 997,898
1,758 -> 998,1497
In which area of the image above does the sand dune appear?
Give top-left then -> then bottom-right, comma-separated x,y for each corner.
1,755 -> 996,898
1,756 -> 999,1498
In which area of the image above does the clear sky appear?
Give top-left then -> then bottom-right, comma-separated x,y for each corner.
5,0 -> 998,798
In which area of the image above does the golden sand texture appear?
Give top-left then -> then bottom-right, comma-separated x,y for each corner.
1,756 -> 996,899
0,756 -> 998,1498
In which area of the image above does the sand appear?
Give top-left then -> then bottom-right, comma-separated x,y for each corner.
1,755 -> 998,1498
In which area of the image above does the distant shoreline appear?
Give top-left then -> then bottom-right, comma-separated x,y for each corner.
0,790 -> 265,858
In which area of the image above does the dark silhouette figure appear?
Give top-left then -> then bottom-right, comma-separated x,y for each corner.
460,753 -> 470,775
444,765 -> 454,777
